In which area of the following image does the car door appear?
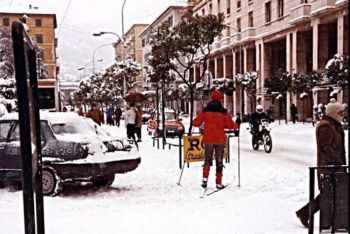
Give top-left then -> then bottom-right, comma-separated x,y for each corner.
0,121 -> 14,181
3,121 -> 22,181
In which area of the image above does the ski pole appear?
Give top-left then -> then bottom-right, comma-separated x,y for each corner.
237,134 -> 241,187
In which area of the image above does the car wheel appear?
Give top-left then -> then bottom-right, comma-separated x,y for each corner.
42,168 -> 61,196
92,174 -> 115,187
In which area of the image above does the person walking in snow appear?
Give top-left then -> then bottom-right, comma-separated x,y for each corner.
124,103 -> 137,142
114,105 -> 122,127
296,99 -> 346,228
86,103 -> 104,126
193,91 -> 238,189
134,103 -> 143,142
106,104 -> 115,126
290,103 -> 298,124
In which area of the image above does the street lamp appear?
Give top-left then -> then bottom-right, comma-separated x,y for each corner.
93,31 -> 126,94
122,0 -> 128,40
91,43 -> 115,74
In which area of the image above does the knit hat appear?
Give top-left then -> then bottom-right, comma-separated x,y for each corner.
211,91 -> 223,101
326,98 -> 346,122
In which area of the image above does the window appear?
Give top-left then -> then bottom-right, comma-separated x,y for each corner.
265,2 -> 271,23
209,3 -> 213,14
248,11 -> 254,27
142,39 -> 145,47
226,0 -> 231,14
237,18 -> 241,32
277,0 -> 284,18
202,8 -> 205,15
237,0 -> 241,10
248,0 -> 253,4
35,34 -> 44,44
168,16 -> 173,26
35,18 -> 42,27
217,0 -> 221,13
0,122 -> 12,142
2,17 -> 10,27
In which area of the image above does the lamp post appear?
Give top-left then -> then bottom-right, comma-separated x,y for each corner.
93,31 -> 126,94
122,0 -> 128,40
91,43 -> 114,74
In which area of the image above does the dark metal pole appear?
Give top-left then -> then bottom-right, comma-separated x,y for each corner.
12,21 -> 36,234
238,135 -> 241,187
28,49 -> 45,234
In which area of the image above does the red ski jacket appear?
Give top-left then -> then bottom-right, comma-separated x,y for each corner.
193,101 -> 237,145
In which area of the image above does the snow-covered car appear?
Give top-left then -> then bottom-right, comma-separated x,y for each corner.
0,112 -> 140,196
147,108 -> 185,138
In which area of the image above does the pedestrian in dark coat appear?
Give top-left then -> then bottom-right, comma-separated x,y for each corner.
86,103 -> 104,125
134,103 -> 143,142
106,105 -> 115,126
296,99 -> 346,228
290,103 -> 298,124
114,105 -> 122,127
193,91 -> 238,189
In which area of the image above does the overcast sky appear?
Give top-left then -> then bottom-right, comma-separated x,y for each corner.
0,0 -> 186,81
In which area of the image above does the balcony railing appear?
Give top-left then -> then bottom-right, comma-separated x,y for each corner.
311,0 -> 336,15
290,4 -> 311,24
220,36 -> 230,48
241,27 -> 256,42
230,33 -> 241,46
335,0 -> 348,7
212,39 -> 221,51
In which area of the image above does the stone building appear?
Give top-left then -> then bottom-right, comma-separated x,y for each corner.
0,6 -> 59,110
188,0 -> 348,121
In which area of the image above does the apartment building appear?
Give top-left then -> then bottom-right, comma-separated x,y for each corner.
113,24 -> 147,93
139,5 -> 187,109
189,0 -> 348,120
0,6 -> 59,111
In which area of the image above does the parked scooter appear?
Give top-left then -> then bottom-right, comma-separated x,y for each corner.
249,119 -> 273,153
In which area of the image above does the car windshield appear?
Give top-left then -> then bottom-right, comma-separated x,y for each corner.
51,121 -> 94,135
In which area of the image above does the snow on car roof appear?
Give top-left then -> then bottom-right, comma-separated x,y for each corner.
0,111 -> 81,124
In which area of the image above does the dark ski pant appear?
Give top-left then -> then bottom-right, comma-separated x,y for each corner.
203,144 -> 224,174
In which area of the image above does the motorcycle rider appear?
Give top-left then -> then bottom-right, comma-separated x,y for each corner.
249,105 -> 270,143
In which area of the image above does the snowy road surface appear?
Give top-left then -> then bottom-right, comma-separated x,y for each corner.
0,120 -> 348,234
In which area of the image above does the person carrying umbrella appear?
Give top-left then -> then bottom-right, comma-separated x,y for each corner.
124,103 -> 137,143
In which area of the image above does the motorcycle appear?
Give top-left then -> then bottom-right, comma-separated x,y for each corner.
249,119 -> 273,153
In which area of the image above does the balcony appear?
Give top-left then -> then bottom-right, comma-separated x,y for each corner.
241,27 -> 256,42
311,0 -> 336,16
289,4 -> 311,25
230,33 -> 241,46
335,0 -> 348,7
212,39 -> 221,51
220,36 -> 230,48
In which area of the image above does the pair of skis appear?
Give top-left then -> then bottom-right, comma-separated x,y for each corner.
200,184 -> 230,198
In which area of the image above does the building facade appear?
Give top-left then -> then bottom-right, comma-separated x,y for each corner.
0,6 -> 59,111
189,0 -> 348,120
139,5 -> 187,109
114,24 -> 148,93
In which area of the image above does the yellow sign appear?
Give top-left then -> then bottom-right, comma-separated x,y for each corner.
183,135 -> 228,163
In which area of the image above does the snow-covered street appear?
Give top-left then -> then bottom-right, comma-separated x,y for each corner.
0,120 -> 348,234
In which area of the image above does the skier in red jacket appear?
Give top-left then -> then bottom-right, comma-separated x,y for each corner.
193,91 -> 238,189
